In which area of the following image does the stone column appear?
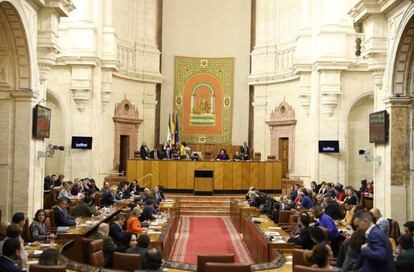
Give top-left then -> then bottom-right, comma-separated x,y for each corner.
142,83 -> 158,149
252,85 -> 268,157
10,90 -> 41,219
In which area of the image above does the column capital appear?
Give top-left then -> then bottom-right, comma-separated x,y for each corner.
384,96 -> 413,108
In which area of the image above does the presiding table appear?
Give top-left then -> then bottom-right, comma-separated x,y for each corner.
127,159 -> 282,191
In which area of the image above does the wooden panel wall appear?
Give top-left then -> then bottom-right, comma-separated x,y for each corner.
127,160 -> 282,191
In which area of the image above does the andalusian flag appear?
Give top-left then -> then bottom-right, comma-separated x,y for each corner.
167,113 -> 171,143
174,113 -> 179,144
171,112 -> 176,145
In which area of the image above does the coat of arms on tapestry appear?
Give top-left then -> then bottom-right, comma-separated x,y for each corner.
174,56 -> 234,144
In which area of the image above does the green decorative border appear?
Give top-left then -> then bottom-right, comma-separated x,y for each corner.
174,56 -> 234,144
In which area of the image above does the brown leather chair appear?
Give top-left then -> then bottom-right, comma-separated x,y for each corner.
51,188 -> 61,205
267,155 -> 276,160
197,254 -> 235,272
253,152 -> 261,161
43,209 -> 53,232
389,219 -> 401,242
82,238 -> 95,264
95,192 -> 103,207
293,249 -> 311,272
278,210 -> 293,224
204,263 -> 251,272
89,239 -> 105,267
204,151 -> 212,160
29,264 -> 66,272
21,218 -> 31,242
113,252 -> 141,271
294,265 -> 333,272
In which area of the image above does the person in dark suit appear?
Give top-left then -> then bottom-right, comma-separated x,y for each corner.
71,195 -> 100,217
324,196 -> 342,220
154,186 -> 165,204
354,210 -> 395,272
53,198 -> 76,227
109,214 -> 126,246
139,199 -> 157,222
102,186 -> 120,206
288,212 -> 315,250
0,238 -> 24,272
240,142 -> 249,160
91,223 -> 117,267
140,143 -> 150,160
126,234 -> 150,268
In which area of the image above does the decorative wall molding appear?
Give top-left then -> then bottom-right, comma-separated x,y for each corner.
113,97 -> 143,170
266,99 -> 296,172
70,66 -> 92,112
320,71 -> 342,116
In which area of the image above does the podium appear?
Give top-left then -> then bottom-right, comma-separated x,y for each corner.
194,170 -> 213,195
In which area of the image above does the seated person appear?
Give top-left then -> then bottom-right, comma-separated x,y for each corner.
128,180 -> 141,195
340,199 -> 356,226
126,234 -> 151,269
127,207 -> 145,234
57,182 -> 73,201
324,196 -> 341,220
149,148 -> 161,160
403,221 -> 414,237
338,229 -> 366,271
102,186 -> 120,206
53,198 -> 76,227
297,188 -> 313,209
397,234 -> 414,261
309,243 -> 335,270
30,209 -> 49,241
140,143 -> 150,160
119,183 -> 131,199
287,212 -> 315,250
190,152 -> 200,161
91,223 -> 117,267
0,238 -> 24,272
109,214 -> 126,246
139,199 -> 157,222
11,213 -> 26,231
117,232 -> 137,253
101,181 -> 111,194
38,248 -> 60,266
71,195 -> 100,218
312,206 -> 342,256
216,149 -> 229,160
136,248 -> 163,272
154,186 -> 165,204
233,151 -> 242,161
370,208 -> 390,235
240,142 -> 249,160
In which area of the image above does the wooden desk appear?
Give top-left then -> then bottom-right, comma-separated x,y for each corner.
242,214 -> 294,263
57,206 -> 120,262
230,199 -> 259,233
127,159 -> 282,191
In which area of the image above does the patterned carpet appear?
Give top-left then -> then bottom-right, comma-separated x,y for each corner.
169,216 -> 253,264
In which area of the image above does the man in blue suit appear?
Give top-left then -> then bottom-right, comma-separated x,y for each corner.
0,238 -> 23,272
54,198 -> 77,227
354,210 -> 395,272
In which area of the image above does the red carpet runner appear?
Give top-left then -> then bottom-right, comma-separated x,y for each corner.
169,216 -> 253,264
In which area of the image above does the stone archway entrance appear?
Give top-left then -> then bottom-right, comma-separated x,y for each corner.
266,99 -> 297,178
113,97 -> 143,173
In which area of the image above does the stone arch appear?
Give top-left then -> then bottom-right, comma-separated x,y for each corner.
45,89 -> 67,176
390,4 -> 414,95
345,93 -> 374,189
0,1 -> 31,89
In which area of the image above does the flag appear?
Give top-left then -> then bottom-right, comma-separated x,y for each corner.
167,113 -> 171,143
171,112 -> 176,145
175,112 -> 179,144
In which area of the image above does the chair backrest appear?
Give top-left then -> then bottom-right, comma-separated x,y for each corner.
278,210 -> 293,224
294,265 -> 334,272
253,152 -> 261,161
22,218 -> 31,242
205,262 -> 250,272
95,192 -> 103,207
89,239 -> 105,267
292,249 -> 311,271
197,254 -> 235,272
82,238 -> 95,264
267,155 -> 276,160
390,219 -> 401,242
29,264 -> 66,272
113,252 -> 141,271
51,188 -> 61,205
43,209 -> 53,232
204,151 -> 212,160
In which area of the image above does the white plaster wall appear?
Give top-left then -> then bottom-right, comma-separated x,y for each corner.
161,0 -> 251,145
348,95 -> 374,189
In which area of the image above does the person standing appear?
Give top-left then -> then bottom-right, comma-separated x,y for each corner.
353,210 -> 395,272
240,142 -> 249,160
140,143 -> 150,160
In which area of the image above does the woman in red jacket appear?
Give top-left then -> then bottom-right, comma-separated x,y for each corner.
127,207 -> 144,234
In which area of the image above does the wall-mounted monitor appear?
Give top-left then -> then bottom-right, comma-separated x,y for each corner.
369,110 -> 389,144
319,140 -> 339,153
71,136 -> 93,149
32,104 -> 51,139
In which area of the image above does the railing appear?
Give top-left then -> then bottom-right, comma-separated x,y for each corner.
136,173 -> 152,188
